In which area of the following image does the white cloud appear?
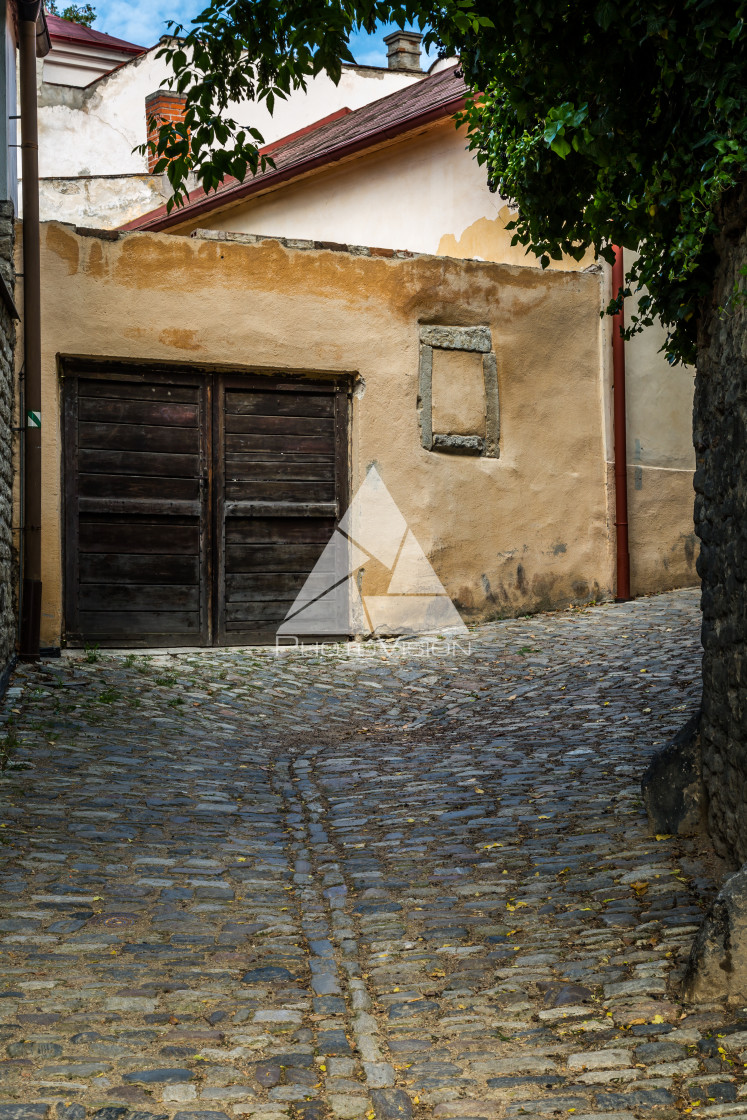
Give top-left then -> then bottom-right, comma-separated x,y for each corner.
92,0 -> 203,46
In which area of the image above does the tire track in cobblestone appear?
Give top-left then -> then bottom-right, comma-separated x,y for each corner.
292,749 -> 404,1120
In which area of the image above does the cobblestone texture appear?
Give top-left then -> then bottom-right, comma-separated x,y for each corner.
0,588 -> 745,1119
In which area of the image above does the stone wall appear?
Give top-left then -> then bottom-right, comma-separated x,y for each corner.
0,201 -> 15,677
694,183 -> 747,866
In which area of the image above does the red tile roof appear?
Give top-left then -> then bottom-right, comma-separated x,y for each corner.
122,63 -> 466,232
46,13 -> 146,55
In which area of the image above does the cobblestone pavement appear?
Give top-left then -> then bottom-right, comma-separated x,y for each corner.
2,588 -> 746,1120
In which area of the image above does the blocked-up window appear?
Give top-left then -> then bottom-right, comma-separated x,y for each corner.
418,325 -> 499,457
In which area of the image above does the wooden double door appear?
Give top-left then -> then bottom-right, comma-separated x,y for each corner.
63,365 -> 348,647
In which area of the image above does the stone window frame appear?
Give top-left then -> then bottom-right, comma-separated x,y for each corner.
418,325 -> 500,458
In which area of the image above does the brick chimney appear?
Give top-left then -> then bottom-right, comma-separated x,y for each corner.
145,90 -> 188,172
383,30 -> 423,72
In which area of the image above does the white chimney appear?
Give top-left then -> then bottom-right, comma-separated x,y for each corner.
383,30 -> 423,72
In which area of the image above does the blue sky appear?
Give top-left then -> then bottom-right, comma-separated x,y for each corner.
92,1 -> 433,68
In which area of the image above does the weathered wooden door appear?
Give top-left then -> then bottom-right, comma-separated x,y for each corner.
216,376 -> 347,645
63,366 -> 347,647
64,370 -> 210,647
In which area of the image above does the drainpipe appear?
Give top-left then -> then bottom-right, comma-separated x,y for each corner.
612,245 -> 631,602
17,0 -> 48,658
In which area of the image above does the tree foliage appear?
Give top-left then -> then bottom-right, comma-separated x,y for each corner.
46,2 -> 97,27
151,1 -> 747,364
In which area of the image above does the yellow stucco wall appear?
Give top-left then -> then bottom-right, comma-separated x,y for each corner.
33,222 -> 620,648
176,120 -> 592,274
612,252 -> 697,595
167,126 -> 697,590
605,464 -> 697,597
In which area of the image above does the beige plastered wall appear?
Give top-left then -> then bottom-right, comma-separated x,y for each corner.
36,54 -> 422,180
176,119 -> 590,274
33,222 -> 613,648
171,125 -> 698,600
606,251 -> 697,596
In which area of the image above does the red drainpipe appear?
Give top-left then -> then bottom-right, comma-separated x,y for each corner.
612,245 -> 631,601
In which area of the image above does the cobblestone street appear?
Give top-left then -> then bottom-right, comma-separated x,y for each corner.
2,588 -> 745,1120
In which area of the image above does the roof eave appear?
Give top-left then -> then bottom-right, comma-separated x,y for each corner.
125,93 -> 466,234
49,33 -> 145,54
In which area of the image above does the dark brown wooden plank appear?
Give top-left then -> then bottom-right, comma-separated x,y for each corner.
226,600 -> 297,622
224,622 -> 347,641
81,382 -> 198,403
335,385 -> 350,526
79,585 -> 200,611
64,361 -> 200,385
224,457 -> 335,481
80,553 -> 199,584
213,373 -> 226,644
225,500 -> 337,519
226,517 -> 334,545
78,611 -> 200,636
79,521 -> 199,554
79,422 -> 198,454
225,391 -> 334,417
225,414 -> 334,436
63,377 -> 81,640
223,627 -> 280,642
78,497 -> 201,517
225,544 -> 328,570
79,474 -> 199,501
226,571 -> 312,600
78,449 -> 199,478
203,371 -> 215,645
222,431 -> 335,455
79,397 -> 199,427
224,439 -> 334,465
68,632 -> 201,649
224,480 -> 336,502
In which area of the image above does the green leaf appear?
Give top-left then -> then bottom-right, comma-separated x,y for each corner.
550,136 -> 572,159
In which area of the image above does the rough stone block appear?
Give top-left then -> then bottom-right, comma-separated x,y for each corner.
172,1113 -> 231,1120
641,712 -> 705,836
371,1089 -> 413,1120
683,863 -> 747,1002
0,1109 -> 50,1120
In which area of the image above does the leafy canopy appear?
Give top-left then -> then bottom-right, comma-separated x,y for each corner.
46,2 -> 97,27
151,0 -> 747,364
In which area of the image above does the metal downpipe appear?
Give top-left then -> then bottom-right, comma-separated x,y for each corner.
612,245 -> 631,602
18,4 -> 43,658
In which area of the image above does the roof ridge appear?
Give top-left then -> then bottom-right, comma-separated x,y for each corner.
121,63 -> 465,233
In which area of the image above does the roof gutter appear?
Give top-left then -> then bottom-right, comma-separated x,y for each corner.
17,1 -> 51,56
126,93 -> 466,233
